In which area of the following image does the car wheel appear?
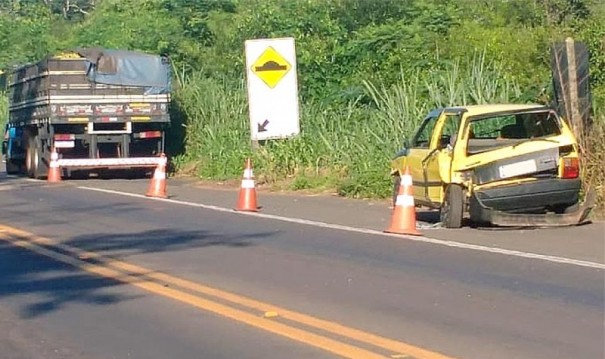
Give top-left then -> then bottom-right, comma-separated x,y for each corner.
392,175 -> 401,208
440,184 -> 464,228
554,202 -> 580,214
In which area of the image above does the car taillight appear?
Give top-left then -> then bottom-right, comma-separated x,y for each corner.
562,157 -> 579,179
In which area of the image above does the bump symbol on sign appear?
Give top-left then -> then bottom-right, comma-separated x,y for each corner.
255,61 -> 287,72
251,46 -> 291,89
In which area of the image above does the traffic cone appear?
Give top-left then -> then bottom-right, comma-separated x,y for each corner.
146,154 -> 168,198
235,158 -> 258,212
47,147 -> 62,183
384,166 -> 421,236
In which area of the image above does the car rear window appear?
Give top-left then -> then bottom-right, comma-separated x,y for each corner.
466,111 -> 562,155
469,111 -> 561,140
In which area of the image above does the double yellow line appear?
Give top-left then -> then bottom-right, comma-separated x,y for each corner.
0,225 -> 454,359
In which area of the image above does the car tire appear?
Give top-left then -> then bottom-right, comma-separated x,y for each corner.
392,175 -> 401,208
554,202 -> 580,214
440,184 -> 464,228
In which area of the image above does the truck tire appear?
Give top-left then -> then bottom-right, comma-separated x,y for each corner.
440,184 -> 464,228
5,159 -> 20,174
26,134 -> 47,179
25,134 -> 36,178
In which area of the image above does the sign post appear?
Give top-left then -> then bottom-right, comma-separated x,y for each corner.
245,37 -> 300,146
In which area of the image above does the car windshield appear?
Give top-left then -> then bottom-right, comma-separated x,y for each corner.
466,110 -> 562,154
411,113 -> 439,148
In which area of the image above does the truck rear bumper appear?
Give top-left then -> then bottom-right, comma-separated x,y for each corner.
57,157 -> 163,168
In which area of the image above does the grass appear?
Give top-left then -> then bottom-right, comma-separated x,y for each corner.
169,55 -> 524,199
0,91 -> 7,130
1,52 -> 602,218
580,116 -> 605,219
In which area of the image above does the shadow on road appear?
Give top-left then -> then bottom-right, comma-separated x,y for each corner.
416,210 -> 440,224
0,241 -> 137,318
66,228 -> 272,256
0,227 -> 276,319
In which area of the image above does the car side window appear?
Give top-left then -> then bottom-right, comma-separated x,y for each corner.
469,115 -> 516,139
439,114 -> 461,147
412,115 -> 439,148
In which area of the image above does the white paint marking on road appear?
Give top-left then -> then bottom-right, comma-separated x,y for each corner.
78,186 -> 605,270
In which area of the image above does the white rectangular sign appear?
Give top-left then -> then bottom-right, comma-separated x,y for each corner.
245,37 -> 300,141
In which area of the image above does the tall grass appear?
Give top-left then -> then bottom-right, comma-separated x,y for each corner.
425,54 -> 522,107
170,70 -> 250,179
581,114 -> 605,218
170,55 -> 522,198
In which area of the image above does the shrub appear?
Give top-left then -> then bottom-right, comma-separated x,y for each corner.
581,117 -> 605,218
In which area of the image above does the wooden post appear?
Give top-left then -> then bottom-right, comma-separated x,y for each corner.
565,37 -> 583,138
251,139 -> 260,151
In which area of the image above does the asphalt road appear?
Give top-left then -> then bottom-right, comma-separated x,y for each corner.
0,173 -> 603,359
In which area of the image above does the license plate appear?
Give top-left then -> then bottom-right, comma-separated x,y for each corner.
54,140 -> 75,149
499,159 -> 537,178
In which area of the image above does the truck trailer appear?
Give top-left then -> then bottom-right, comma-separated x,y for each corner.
2,48 -> 171,178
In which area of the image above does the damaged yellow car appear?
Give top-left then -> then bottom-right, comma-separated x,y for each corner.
391,104 -> 595,228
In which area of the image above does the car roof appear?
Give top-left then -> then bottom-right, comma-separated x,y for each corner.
442,104 -> 548,117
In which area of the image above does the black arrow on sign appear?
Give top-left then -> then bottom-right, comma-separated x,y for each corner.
257,119 -> 270,132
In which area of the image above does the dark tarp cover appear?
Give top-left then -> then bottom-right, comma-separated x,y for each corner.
76,48 -> 171,95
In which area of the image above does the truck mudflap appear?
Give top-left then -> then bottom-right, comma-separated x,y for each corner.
476,188 -> 596,227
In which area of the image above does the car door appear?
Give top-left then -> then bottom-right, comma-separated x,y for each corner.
404,111 -> 440,204
421,111 -> 462,205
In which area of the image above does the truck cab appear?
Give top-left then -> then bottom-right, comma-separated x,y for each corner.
3,124 -> 25,174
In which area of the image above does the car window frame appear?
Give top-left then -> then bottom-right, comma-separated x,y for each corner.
411,110 -> 442,148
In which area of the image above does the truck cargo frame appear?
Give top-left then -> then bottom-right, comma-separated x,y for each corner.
3,49 -> 171,178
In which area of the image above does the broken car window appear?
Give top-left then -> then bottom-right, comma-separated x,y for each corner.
413,115 -> 439,148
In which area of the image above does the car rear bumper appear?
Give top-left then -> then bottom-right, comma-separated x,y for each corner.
469,179 -> 594,226
473,178 -> 581,212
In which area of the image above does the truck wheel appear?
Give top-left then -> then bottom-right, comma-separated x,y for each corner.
25,135 -> 36,178
5,159 -> 20,174
26,134 -> 46,179
440,184 -> 464,228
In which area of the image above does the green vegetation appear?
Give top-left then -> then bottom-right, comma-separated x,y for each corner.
1,0 -> 604,212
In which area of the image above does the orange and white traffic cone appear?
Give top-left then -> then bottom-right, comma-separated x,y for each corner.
235,158 -> 258,212
47,147 -> 62,183
384,166 -> 421,236
146,153 -> 168,198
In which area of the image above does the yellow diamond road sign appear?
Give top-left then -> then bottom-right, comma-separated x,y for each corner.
251,46 -> 291,89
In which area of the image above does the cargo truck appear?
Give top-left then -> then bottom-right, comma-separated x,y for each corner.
2,48 -> 171,178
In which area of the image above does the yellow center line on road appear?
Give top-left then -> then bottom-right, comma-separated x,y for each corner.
0,224 -> 455,359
